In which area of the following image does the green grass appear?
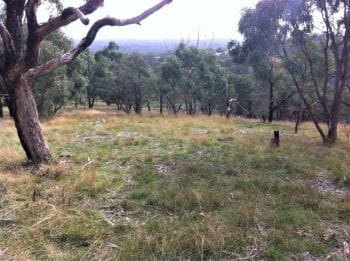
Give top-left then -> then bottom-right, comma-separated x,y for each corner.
0,108 -> 349,260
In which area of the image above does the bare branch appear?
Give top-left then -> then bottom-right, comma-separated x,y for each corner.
272,91 -> 297,111
28,0 -> 173,79
0,21 -> 16,61
281,39 -> 328,142
24,0 -> 101,66
37,0 -> 104,39
69,7 -> 90,25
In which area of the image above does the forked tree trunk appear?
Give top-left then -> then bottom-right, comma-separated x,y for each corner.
88,97 -> 95,109
6,77 -> 51,164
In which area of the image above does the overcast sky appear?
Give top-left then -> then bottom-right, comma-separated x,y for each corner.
50,0 -> 258,41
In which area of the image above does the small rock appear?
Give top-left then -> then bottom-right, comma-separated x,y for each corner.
323,228 -> 338,241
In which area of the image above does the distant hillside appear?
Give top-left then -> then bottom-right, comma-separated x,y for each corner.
84,39 -> 230,54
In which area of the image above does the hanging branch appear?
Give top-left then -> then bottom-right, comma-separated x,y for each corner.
28,0 -> 173,79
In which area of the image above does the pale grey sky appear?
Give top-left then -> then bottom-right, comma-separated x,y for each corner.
41,0 -> 258,40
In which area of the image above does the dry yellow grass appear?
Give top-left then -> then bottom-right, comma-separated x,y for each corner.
0,109 -> 349,260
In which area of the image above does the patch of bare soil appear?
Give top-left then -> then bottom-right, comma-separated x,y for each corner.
312,169 -> 348,197
76,132 -> 112,142
116,131 -> 140,138
191,128 -> 212,134
155,163 -> 177,176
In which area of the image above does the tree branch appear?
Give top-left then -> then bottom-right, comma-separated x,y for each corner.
0,21 -> 16,64
281,39 -> 327,142
28,0 -> 173,79
68,7 -> 90,25
272,91 -> 297,111
24,0 -> 101,66
37,0 -> 104,39
300,43 -> 330,124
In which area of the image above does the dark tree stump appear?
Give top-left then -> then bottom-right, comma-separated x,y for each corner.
270,130 -> 280,147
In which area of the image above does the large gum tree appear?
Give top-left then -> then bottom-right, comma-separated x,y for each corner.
0,0 -> 172,164
238,0 -> 350,145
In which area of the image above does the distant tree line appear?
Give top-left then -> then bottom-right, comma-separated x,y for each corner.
14,35 -> 349,135
1,37 -> 288,121
2,34 -> 350,133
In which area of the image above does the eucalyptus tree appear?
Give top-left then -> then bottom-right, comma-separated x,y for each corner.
0,0 -> 172,163
229,75 -> 253,117
113,53 -> 150,114
196,50 -> 229,116
160,55 -> 184,114
175,43 -> 201,115
125,54 -> 150,114
90,42 -> 122,108
230,4 -> 296,122
33,30 -> 73,117
245,0 -> 350,144
66,49 -> 94,109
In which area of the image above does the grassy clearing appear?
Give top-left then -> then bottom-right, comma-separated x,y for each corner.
0,108 -> 349,260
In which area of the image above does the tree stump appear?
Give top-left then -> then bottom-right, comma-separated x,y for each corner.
270,130 -> 280,147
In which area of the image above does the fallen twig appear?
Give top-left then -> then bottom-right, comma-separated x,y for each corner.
30,214 -> 55,229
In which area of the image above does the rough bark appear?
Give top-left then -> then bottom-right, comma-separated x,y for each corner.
6,75 -> 51,163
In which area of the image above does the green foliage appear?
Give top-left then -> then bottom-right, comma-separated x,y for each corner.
93,42 -> 150,113
33,31 -> 73,118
